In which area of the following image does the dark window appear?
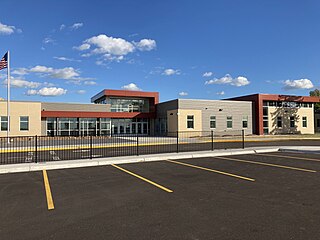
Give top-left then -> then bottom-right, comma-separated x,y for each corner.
210,116 -> 216,129
302,116 -> 307,128
242,116 -> 248,128
290,116 -> 295,128
317,119 -> 320,128
227,116 -> 233,128
187,115 -> 194,129
20,116 -> 29,131
263,107 -> 268,116
277,117 -> 282,128
0,116 -> 8,131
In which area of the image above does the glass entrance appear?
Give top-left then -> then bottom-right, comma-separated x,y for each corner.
80,118 -> 98,136
111,119 -> 149,135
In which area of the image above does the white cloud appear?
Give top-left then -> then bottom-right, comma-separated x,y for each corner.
205,74 -> 250,87
134,39 -> 156,51
76,90 -> 86,94
74,34 -> 156,62
29,65 -> 81,80
84,80 -> 97,85
71,22 -> 83,30
53,56 -> 81,62
216,91 -> 225,95
12,68 -> 29,75
162,68 -> 181,76
179,91 -> 188,96
0,22 -> 16,35
3,78 -> 41,88
43,37 -> 55,44
26,87 -> 67,96
121,83 -> 141,91
203,72 -> 213,77
60,24 -> 66,30
283,79 -> 314,90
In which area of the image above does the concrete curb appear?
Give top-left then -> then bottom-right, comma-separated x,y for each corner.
279,146 -> 320,154
0,147 -> 281,174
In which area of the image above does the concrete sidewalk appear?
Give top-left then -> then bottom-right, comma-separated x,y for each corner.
1,146 -> 319,174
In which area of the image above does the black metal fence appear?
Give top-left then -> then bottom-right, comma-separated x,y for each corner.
0,130 -> 246,165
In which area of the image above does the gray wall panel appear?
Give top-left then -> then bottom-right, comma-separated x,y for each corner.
41,102 -> 111,112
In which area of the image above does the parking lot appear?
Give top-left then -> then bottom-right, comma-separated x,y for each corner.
1,151 -> 320,239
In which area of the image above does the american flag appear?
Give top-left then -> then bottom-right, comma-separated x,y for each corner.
0,52 -> 8,70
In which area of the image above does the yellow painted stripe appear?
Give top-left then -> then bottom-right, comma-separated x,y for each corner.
165,159 -> 255,182
42,170 -> 55,210
257,153 -> 320,163
214,156 -> 316,173
111,164 -> 173,193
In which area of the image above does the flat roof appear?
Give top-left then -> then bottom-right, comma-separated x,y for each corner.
228,93 -> 320,103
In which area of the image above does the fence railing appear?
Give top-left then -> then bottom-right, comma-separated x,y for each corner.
0,130 -> 246,165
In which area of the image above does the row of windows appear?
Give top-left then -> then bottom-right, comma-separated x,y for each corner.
186,115 -> 248,129
263,101 -> 313,108
275,116 -> 308,128
0,116 -> 29,131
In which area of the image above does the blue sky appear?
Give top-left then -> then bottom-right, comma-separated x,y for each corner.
0,0 -> 320,103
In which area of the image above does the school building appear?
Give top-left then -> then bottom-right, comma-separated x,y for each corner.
0,89 -> 319,137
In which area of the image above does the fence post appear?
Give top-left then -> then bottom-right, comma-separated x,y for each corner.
35,135 -> 38,163
242,129 -> 245,149
136,135 -> 139,156
176,131 -> 179,153
90,135 -> 93,159
211,131 -> 214,151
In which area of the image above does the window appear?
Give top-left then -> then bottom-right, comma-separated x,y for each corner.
20,116 -> 29,131
290,116 -> 295,128
302,116 -> 307,128
227,116 -> 232,128
0,116 -> 8,131
277,117 -> 282,128
210,116 -> 216,129
242,116 -> 248,128
187,115 -> 194,129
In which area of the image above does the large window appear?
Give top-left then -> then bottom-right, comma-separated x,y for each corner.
0,116 -> 8,131
277,117 -> 282,128
110,98 -> 149,112
20,116 -> 29,131
242,116 -> 248,128
59,118 -> 79,136
302,116 -> 307,128
227,116 -> 233,129
290,116 -> 295,128
47,118 -> 57,136
187,115 -> 194,129
100,118 -> 111,135
210,116 -> 216,129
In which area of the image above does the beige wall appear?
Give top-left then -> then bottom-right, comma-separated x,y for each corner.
0,101 -> 41,137
268,106 -> 314,134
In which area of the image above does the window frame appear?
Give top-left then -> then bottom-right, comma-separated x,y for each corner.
302,116 -> 307,128
226,116 -> 233,129
210,116 -> 216,129
289,116 -> 295,128
187,115 -> 194,129
277,116 -> 282,128
0,116 -> 8,131
242,116 -> 248,129
20,116 -> 29,131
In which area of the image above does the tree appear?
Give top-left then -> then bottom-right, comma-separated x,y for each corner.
310,89 -> 320,111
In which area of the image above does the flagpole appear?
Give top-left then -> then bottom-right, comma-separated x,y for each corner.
7,51 -> 10,143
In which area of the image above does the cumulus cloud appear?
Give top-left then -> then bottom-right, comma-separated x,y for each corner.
5,78 -> 41,88
283,79 -> 314,90
74,34 -> 156,62
0,22 -> 16,35
179,91 -> 188,96
162,68 -> 181,76
71,22 -> 83,30
26,87 -> 67,97
121,83 -> 141,91
12,68 -> 29,75
203,72 -> 213,77
134,39 -> 156,51
216,91 -> 225,95
205,74 -> 250,87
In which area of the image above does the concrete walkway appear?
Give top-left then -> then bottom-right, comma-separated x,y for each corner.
1,145 -> 319,174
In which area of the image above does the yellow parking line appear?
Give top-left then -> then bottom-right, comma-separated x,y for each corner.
111,164 -> 173,193
165,159 -> 255,182
257,153 -> 320,163
42,170 -> 55,210
214,156 -> 316,173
